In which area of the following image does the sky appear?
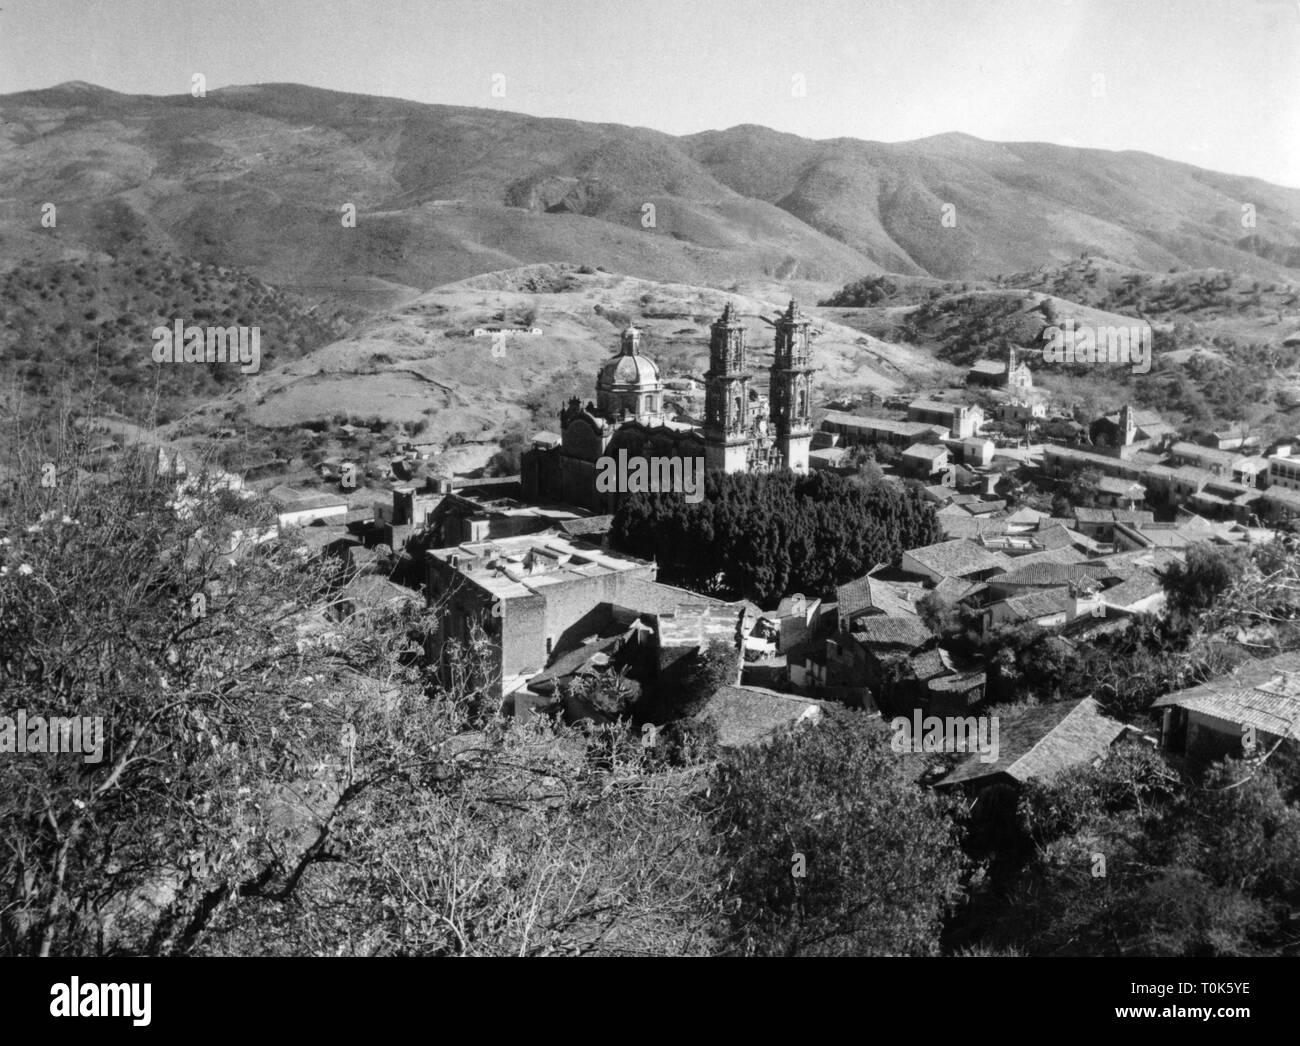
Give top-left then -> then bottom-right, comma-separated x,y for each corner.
1,0 -> 1298,187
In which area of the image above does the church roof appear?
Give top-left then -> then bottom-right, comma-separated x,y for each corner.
598,351 -> 660,389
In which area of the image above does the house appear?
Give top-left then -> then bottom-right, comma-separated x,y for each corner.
933,697 -> 1130,791
982,587 -> 1072,636
908,399 -> 984,439
820,411 -> 949,448
1088,405 -> 1176,455
1205,427 -> 1259,452
1004,506 -> 1047,530
1267,451 -> 1300,491
1152,651 -> 1300,766
1258,485 -> 1300,522
901,442 -> 951,479
1231,456 -> 1268,488
826,615 -> 934,693
937,516 -> 1013,541
425,533 -> 662,700
957,437 -> 996,468
996,397 -> 1050,425
267,485 -> 349,531
1070,507 -> 1155,543
966,347 -> 1034,391
835,570 -> 928,629
1168,440 -> 1242,478
1098,569 -> 1166,614
808,446 -> 857,475
558,514 -> 614,544
1094,476 -> 1146,509
900,539 -> 1012,584
1042,443 -> 1160,483
985,561 -> 1109,598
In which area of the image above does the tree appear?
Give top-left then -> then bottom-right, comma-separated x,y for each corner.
975,751 -> 1300,956
0,416 -> 716,956
612,471 -> 939,605
709,707 -> 965,955
647,637 -> 739,724
1160,542 -> 1248,625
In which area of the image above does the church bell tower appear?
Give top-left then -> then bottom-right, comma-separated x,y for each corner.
769,299 -> 816,473
704,303 -> 753,473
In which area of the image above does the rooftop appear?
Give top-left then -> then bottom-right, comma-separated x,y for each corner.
935,697 -> 1128,788
700,685 -> 824,749
999,586 -> 1072,621
850,615 -> 934,649
905,538 -> 1010,579
430,534 -> 649,601
1152,651 -> 1300,740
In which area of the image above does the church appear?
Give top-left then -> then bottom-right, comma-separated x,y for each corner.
522,300 -> 817,512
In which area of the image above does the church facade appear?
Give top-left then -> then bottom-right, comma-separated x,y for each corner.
522,300 -> 817,512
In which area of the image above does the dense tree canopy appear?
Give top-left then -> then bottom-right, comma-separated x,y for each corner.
710,707 -> 965,956
611,470 -> 939,606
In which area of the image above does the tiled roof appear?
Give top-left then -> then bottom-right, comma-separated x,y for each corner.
559,514 -> 614,536
910,648 -> 952,680
1006,546 -> 1088,569
969,360 -> 1006,375
1000,586 -> 1072,621
1096,476 -> 1145,496
1152,652 -> 1300,740
1072,507 -> 1155,525
836,576 -> 874,621
821,412 -> 946,439
614,578 -> 726,617
864,573 -> 928,618
993,562 -> 1108,588
1170,441 -> 1240,469
1035,523 -> 1075,550
909,398 -> 966,416
850,615 -> 933,650
1100,571 -> 1165,608
1005,507 -> 1047,526
934,577 -> 979,602
904,442 -> 949,461
700,685 -> 825,749
940,516 -> 1011,540
936,697 -> 1128,788
905,539 -> 1010,579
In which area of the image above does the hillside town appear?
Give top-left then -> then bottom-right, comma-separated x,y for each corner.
7,0 -> 1300,986
134,303 -> 1296,794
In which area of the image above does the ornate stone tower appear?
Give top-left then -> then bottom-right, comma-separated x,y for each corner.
769,299 -> 815,473
704,303 -> 753,473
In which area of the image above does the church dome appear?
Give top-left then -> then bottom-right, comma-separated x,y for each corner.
599,352 -> 661,388
595,325 -> 665,423
597,326 -> 661,391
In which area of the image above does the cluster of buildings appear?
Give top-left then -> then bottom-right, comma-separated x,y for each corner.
248,305 -> 1300,790
523,301 -> 817,511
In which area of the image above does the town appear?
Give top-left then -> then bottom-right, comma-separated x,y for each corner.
3,0 -> 1299,982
